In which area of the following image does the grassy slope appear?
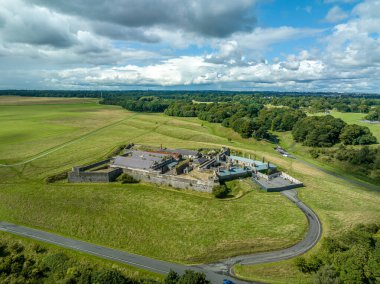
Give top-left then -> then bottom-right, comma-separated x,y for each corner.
0,97 -> 306,264
234,110 -> 380,283
0,97 -> 379,282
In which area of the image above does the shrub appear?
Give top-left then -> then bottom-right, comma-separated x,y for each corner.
295,256 -> 322,274
45,171 -> 68,183
167,270 -> 210,284
32,243 -> 46,254
118,173 -> 139,184
314,265 -> 340,284
165,270 -> 180,284
212,184 -> 230,198
92,268 -> 133,284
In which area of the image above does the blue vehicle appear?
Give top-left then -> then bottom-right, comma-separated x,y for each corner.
223,279 -> 235,284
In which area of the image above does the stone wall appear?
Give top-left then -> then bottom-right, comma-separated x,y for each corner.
123,168 -> 216,193
256,171 -> 281,181
68,159 -> 122,183
251,178 -> 304,192
72,159 -> 111,174
217,170 -> 252,182
281,172 -> 303,184
68,168 -> 122,183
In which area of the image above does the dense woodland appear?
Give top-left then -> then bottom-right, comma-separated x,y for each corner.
295,224 -> 380,284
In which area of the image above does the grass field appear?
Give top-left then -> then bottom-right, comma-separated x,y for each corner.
0,96 -> 307,265
1,96 -> 379,282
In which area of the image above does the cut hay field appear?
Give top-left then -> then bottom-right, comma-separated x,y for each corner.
1,96 -> 379,282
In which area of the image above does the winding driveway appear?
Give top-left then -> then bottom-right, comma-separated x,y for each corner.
0,189 -> 321,284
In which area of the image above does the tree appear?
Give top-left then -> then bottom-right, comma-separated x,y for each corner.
165,270 -> 180,284
177,270 -> 211,284
339,124 -> 377,145
92,269 -> 133,284
212,185 -> 230,198
364,107 -> 380,121
118,173 -> 139,184
292,116 -> 346,147
313,265 -> 341,284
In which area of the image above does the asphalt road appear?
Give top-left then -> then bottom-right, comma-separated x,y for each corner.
0,188 -> 321,283
0,221 -> 241,284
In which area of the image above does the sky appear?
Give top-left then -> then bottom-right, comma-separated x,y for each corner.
0,0 -> 379,93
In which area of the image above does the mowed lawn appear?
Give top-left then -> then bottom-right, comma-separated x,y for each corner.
0,97 -> 379,272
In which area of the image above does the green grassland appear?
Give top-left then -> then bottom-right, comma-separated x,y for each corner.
0,96 -> 307,265
1,97 -> 380,283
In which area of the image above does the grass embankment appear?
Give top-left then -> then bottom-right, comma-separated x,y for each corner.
0,96 -> 379,283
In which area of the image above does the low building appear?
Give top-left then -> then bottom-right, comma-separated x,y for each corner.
166,148 -> 200,159
112,150 -> 176,173
227,155 -> 276,172
68,159 -> 122,183
216,167 -> 252,182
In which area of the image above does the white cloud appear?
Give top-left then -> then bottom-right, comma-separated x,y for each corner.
324,6 -> 348,23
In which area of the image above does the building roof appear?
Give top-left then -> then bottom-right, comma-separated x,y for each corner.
217,167 -> 250,177
228,155 -> 276,170
164,148 -> 199,157
193,157 -> 208,164
113,150 -> 172,170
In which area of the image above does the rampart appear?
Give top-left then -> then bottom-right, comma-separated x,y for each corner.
68,159 -> 122,183
123,168 -> 216,193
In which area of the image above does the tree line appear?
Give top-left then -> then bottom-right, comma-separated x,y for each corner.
310,145 -> 380,183
295,223 -> 380,283
0,237 -> 211,284
292,115 -> 377,147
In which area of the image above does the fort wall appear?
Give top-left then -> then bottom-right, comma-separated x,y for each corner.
123,168 -> 216,193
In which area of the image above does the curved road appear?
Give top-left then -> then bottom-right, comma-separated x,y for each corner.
0,189 -> 321,284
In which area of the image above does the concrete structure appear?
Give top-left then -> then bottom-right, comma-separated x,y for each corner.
227,156 -> 276,172
252,172 -> 303,192
68,159 -> 122,183
216,167 -> 252,182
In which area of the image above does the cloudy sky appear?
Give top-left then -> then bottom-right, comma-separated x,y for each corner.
0,0 -> 379,92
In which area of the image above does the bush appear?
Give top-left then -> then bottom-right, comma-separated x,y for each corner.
164,270 -> 210,284
118,173 -> 139,184
212,184 -> 230,198
92,268 -> 133,284
45,171 -> 68,183
294,256 -> 322,274
339,124 -> 377,145
314,265 -> 340,284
